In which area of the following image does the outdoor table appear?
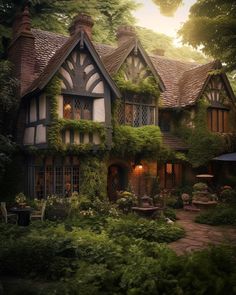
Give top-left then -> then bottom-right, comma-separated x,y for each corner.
10,207 -> 33,226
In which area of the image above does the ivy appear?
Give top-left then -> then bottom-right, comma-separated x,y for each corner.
112,125 -> 163,158
79,156 -> 108,201
114,69 -> 160,100
176,98 -> 225,167
45,77 -> 107,153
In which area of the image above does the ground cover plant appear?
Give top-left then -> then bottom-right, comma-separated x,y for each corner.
195,204 -> 236,226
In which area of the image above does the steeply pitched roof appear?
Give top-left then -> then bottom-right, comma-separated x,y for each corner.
25,30 -> 120,98
102,38 -> 165,91
27,29 -> 234,108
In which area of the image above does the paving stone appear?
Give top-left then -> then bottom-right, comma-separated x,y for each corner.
168,210 -> 236,254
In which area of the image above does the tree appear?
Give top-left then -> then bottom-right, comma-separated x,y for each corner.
137,26 -> 210,64
0,0 -> 137,50
0,60 -> 18,179
152,0 -> 183,16
179,0 -> 236,71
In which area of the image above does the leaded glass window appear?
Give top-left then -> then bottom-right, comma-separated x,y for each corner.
63,96 -> 92,120
118,97 -> 155,127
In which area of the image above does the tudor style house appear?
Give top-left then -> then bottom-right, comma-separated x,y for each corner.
8,6 -> 236,200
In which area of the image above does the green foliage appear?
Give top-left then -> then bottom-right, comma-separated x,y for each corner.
152,0 -> 183,17
178,245 -> 236,295
107,215 -> 185,243
166,196 -> 184,209
0,60 -> 18,180
193,182 -> 208,191
79,156 -> 108,201
116,191 -> 137,213
114,73 -> 160,100
45,77 -> 107,153
1,214 -> 236,294
179,0 -> 236,71
112,125 -> 162,158
195,204 -> 236,225
0,0 -> 137,49
177,98 -> 226,167
219,188 -> 236,204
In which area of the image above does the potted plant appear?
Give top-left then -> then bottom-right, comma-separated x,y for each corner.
15,192 -> 27,208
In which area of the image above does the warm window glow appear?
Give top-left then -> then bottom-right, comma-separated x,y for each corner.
63,97 -> 92,120
166,163 -> 173,174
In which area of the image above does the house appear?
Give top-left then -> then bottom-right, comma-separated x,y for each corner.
7,6 -> 236,200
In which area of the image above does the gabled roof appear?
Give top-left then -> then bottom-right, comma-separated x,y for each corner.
24,29 -> 235,108
102,38 -> 165,91
24,30 -> 120,98
178,61 -> 217,107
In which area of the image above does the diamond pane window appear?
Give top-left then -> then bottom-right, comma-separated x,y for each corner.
121,98 -> 155,127
63,96 -> 92,120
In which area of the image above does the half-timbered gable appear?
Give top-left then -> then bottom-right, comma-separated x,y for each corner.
103,37 -> 164,128
22,29 -> 119,148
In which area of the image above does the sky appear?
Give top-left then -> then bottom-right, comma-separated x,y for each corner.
133,0 -> 196,43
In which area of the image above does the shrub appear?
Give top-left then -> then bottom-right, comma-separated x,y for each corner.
195,204 -> 236,225
107,216 -> 185,243
116,191 -> 137,213
166,196 -> 183,209
219,188 -> 236,204
193,182 -> 208,191
164,208 -> 177,220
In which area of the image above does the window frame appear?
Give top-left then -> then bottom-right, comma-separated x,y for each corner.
207,107 -> 229,133
118,97 -> 156,127
63,95 -> 93,120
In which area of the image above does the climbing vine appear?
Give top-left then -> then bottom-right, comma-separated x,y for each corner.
79,156 -> 108,201
114,69 -> 160,100
176,98 -> 225,167
45,77 -> 107,153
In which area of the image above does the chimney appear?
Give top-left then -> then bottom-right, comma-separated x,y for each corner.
117,25 -> 136,46
69,13 -> 94,39
152,48 -> 165,56
8,4 -> 36,95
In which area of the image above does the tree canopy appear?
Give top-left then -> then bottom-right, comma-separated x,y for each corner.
152,0 -> 183,16
0,0 -> 138,51
179,0 -> 236,71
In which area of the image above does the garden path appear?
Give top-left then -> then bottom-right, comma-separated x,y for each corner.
169,210 -> 236,255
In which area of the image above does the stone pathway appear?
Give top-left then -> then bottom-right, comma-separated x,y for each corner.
169,210 -> 236,255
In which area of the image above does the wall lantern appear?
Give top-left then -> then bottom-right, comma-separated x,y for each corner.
133,160 -> 143,170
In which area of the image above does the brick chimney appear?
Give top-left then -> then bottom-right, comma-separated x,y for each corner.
117,25 -> 136,46
152,48 -> 165,56
8,4 -> 36,95
69,13 -> 94,39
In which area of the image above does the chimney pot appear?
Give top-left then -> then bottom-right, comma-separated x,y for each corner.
117,25 -> 136,46
69,13 -> 94,39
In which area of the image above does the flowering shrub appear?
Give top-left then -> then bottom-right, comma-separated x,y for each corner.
15,192 -> 26,204
116,191 -> 137,213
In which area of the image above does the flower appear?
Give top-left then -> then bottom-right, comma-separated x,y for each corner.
15,192 -> 26,204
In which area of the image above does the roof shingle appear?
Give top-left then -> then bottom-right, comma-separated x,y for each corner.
30,28 -> 216,108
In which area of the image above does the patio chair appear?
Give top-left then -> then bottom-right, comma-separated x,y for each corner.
0,202 -> 17,224
31,200 -> 46,221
